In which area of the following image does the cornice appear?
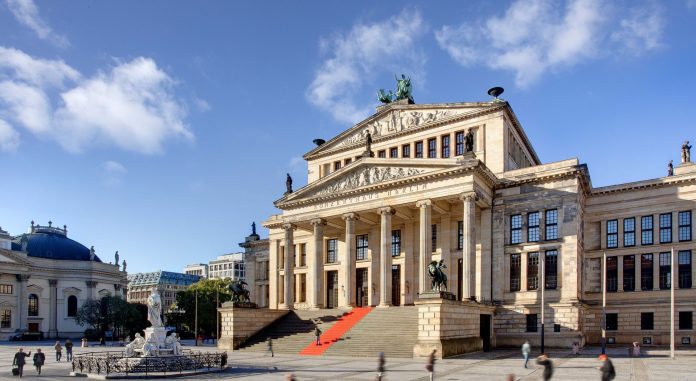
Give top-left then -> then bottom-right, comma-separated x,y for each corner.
590,173 -> 696,196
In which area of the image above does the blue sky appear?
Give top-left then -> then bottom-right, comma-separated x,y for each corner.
1,0 -> 695,273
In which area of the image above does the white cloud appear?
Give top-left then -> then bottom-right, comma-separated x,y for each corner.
0,119 -> 20,152
687,0 -> 696,10
5,0 -> 69,47
436,0 -> 663,88
0,47 -> 194,155
100,160 -> 127,187
193,97 -> 211,112
307,8 -> 427,124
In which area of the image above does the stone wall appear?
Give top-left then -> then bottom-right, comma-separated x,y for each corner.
217,303 -> 288,350
494,302 -> 583,348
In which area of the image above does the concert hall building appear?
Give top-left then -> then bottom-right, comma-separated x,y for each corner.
262,95 -> 696,348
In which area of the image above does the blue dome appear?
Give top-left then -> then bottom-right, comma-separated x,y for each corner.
14,231 -> 102,262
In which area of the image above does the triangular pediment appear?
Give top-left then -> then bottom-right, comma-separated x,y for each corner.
277,158 -> 463,207
0,248 -> 31,265
304,102 -> 502,159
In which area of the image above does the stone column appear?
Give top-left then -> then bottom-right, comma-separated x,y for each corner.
15,275 -> 30,330
268,239 -> 279,309
48,279 -> 57,338
282,223 -> 295,309
85,280 -> 97,299
342,213 -> 358,308
440,215 -> 452,288
460,192 -> 477,301
416,200 -> 432,294
310,219 -> 326,309
402,221 -> 415,305
378,207 -> 394,307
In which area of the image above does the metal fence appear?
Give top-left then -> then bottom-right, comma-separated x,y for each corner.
71,350 -> 227,376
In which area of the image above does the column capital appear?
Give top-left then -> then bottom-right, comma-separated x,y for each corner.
378,207 -> 395,215
48,279 -> 58,287
309,218 -> 326,227
415,199 -> 432,208
459,191 -> 478,202
281,222 -> 296,231
85,280 -> 98,288
342,213 -> 359,221
15,274 -> 30,282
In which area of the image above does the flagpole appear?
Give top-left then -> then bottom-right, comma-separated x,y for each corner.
541,252 -> 545,353
670,246 -> 675,359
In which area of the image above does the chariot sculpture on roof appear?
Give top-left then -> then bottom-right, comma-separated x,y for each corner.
377,74 -> 414,104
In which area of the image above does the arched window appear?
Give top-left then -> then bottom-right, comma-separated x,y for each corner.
67,295 -> 78,317
28,294 -> 39,316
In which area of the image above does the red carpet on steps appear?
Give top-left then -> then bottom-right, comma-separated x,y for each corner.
299,307 -> 372,356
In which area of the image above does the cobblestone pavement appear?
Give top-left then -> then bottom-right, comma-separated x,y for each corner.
1,342 -> 694,380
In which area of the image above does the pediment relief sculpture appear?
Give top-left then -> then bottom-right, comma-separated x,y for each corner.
62,287 -> 82,296
312,166 -> 426,197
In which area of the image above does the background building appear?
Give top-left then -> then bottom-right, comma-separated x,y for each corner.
183,263 -> 208,278
208,253 -> 245,280
239,223 -> 269,307
0,221 -> 127,339
126,271 -> 200,319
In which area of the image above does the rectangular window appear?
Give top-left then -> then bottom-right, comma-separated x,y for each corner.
659,252 -> 671,289
427,138 -> 437,158
606,220 -> 618,248
389,147 -> 398,158
660,213 -> 672,243
641,254 -> 653,290
326,238 -> 337,263
641,312 -> 654,330
545,250 -> 558,289
457,221 -> 463,250
545,209 -> 558,240
415,141 -> 423,158
606,313 -> 618,331
431,224 -> 437,252
527,252 -> 539,290
0,284 -> 12,294
510,214 -> 522,244
679,311 -> 693,330
623,255 -> 635,291
679,211 -> 692,241
0,310 -> 10,329
334,161 -> 341,171
528,212 -> 540,242
378,150 -> 386,158
455,131 -> 465,156
391,230 -> 401,257
606,256 -> 618,292
441,135 -> 450,158
624,217 -> 635,247
641,216 -> 653,245
356,234 -> 368,260
526,314 -> 538,332
510,254 -> 521,291
402,144 -> 411,158
299,243 -> 307,267
344,158 -> 352,166
679,250 -> 692,289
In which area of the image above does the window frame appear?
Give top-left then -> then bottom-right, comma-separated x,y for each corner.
0,310 -> 10,329
641,312 -> 654,330
333,161 -> 341,171
624,217 -> 635,247
679,211 -> 692,242
326,239 -> 337,263
623,255 -> 635,291
391,230 -> 401,257
415,141 -> 423,158
377,150 -> 386,158
660,213 -> 672,243
528,212 -> 540,242
431,224 -> 437,252
0,284 -> 12,294
510,253 -> 521,292
510,214 -> 522,244
659,252 -> 671,290
441,134 -> 450,158
427,138 -> 437,158
455,131 -> 464,156
641,254 -> 653,291
606,313 -> 618,331
402,144 -> 411,158
606,219 -> 618,248
679,311 -> 693,330
67,295 -> 78,317
389,147 -> 398,158
678,250 -> 692,289
457,221 -> 463,250
527,252 -> 539,290
641,215 -> 653,245
526,314 -> 538,332
545,209 -> 558,241
606,256 -> 618,292
544,250 -> 558,290
356,234 -> 369,261
28,293 -> 39,317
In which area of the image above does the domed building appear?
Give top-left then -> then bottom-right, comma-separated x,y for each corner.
0,221 -> 127,340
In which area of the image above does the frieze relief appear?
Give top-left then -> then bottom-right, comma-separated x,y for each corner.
313,167 -> 426,197
338,109 -> 462,149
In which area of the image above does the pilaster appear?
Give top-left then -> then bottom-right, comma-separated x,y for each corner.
310,219 -> 326,309
416,200 -> 432,295
282,223 -> 295,310
342,213 -> 358,308
378,207 -> 394,307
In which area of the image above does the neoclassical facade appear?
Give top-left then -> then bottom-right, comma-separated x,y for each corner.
262,96 -> 696,347
0,222 -> 128,340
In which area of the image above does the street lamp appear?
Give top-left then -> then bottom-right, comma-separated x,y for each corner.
194,288 -> 198,347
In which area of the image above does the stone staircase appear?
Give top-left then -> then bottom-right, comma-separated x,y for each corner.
323,306 -> 419,358
237,309 -> 347,354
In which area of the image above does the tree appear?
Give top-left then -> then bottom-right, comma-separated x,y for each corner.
167,278 -> 233,337
74,296 -> 148,340
74,299 -> 102,330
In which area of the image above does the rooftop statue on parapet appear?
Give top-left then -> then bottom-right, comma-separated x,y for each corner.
377,74 -> 414,104
668,160 -> 674,176
682,140 -> 692,163
285,173 -> 293,194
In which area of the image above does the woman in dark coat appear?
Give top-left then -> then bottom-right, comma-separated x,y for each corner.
536,353 -> 554,381
33,348 -> 46,375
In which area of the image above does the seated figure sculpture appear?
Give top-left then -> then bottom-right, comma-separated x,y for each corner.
142,335 -> 159,357
124,333 -> 145,357
164,334 -> 183,356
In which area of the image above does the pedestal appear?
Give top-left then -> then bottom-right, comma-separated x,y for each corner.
144,327 -> 167,348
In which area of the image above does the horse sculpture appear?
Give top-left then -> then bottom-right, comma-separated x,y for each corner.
228,280 -> 251,303
428,260 -> 448,292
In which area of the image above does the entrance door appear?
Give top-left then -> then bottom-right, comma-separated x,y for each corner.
480,314 -> 491,351
326,271 -> 338,308
457,259 -> 463,301
391,265 -> 401,306
28,323 -> 39,333
356,268 -> 369,307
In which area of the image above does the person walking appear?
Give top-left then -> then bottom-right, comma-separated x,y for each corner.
521,340 -> 531,368
426,349 -> 436,381
598,354 -> 616,381
54,341 -> 63,362
376,352 -> 385,381
536,353 -> 553,381
632,342 -> 641,357
65,339 -> 74,361
13,348 -> 31,378
33,348 -> 45,375
314,325 -> 322,346
266,337 -> 274,357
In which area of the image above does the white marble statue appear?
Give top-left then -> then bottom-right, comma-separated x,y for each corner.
164,334 -> 183,356
142,334 -> 159,357
147,288 -> 163,328
124,333 -> 145,357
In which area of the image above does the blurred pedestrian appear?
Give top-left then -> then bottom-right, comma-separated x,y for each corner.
266,337 -> 274,357
54,341 -> 62,361
426,349 -> 436,381
65,338 -> 74,361
315,325 -> 322,346
536,353 -> 553,381
521,340 -> 531,368
285,373 -> 297,381
632,342 -> 641,357
376,352 -> 385,380
598,354 -> 616,381
571,342 -> 579,355
33,348 -> 45,375
13,348 -> 31,378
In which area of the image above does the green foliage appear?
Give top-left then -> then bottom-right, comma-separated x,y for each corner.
74,296 -> 148,340
166,278 -> 233,337
74,299 -> 101,330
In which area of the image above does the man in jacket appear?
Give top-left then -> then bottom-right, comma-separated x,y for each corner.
536,353 -> 553,381
65,339 -> 74,361
598,354 -> 616,381
13,348 -> 31,378
33,348 -> 46,375
522,340 -> 531,368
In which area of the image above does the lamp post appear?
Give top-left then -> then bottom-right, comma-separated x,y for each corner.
601,251 -> 607,355
670,246 -> 675,359
194,288 -> 198,347
216,284 -> 220,344
540,252 -> 545,354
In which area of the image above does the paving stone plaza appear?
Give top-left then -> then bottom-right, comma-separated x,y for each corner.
1,341 -> 694,380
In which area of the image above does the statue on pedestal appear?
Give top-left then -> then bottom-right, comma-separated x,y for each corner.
114,251 -> 119,267
668,160 -> 674,176
365,131 -> 374,157
682,140 -> 692,163
124,333 -> 145,357
428,260 -> 448,292
285,173 -> 293,194
228,280 -> 251,303
142,335 -> 159,357
164,334 -> 183,356
147,288 -> 163,328
464,129 -> 474,153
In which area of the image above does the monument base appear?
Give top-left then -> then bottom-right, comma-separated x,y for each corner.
419,290 -> 456,301
145,326 -> 167,348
